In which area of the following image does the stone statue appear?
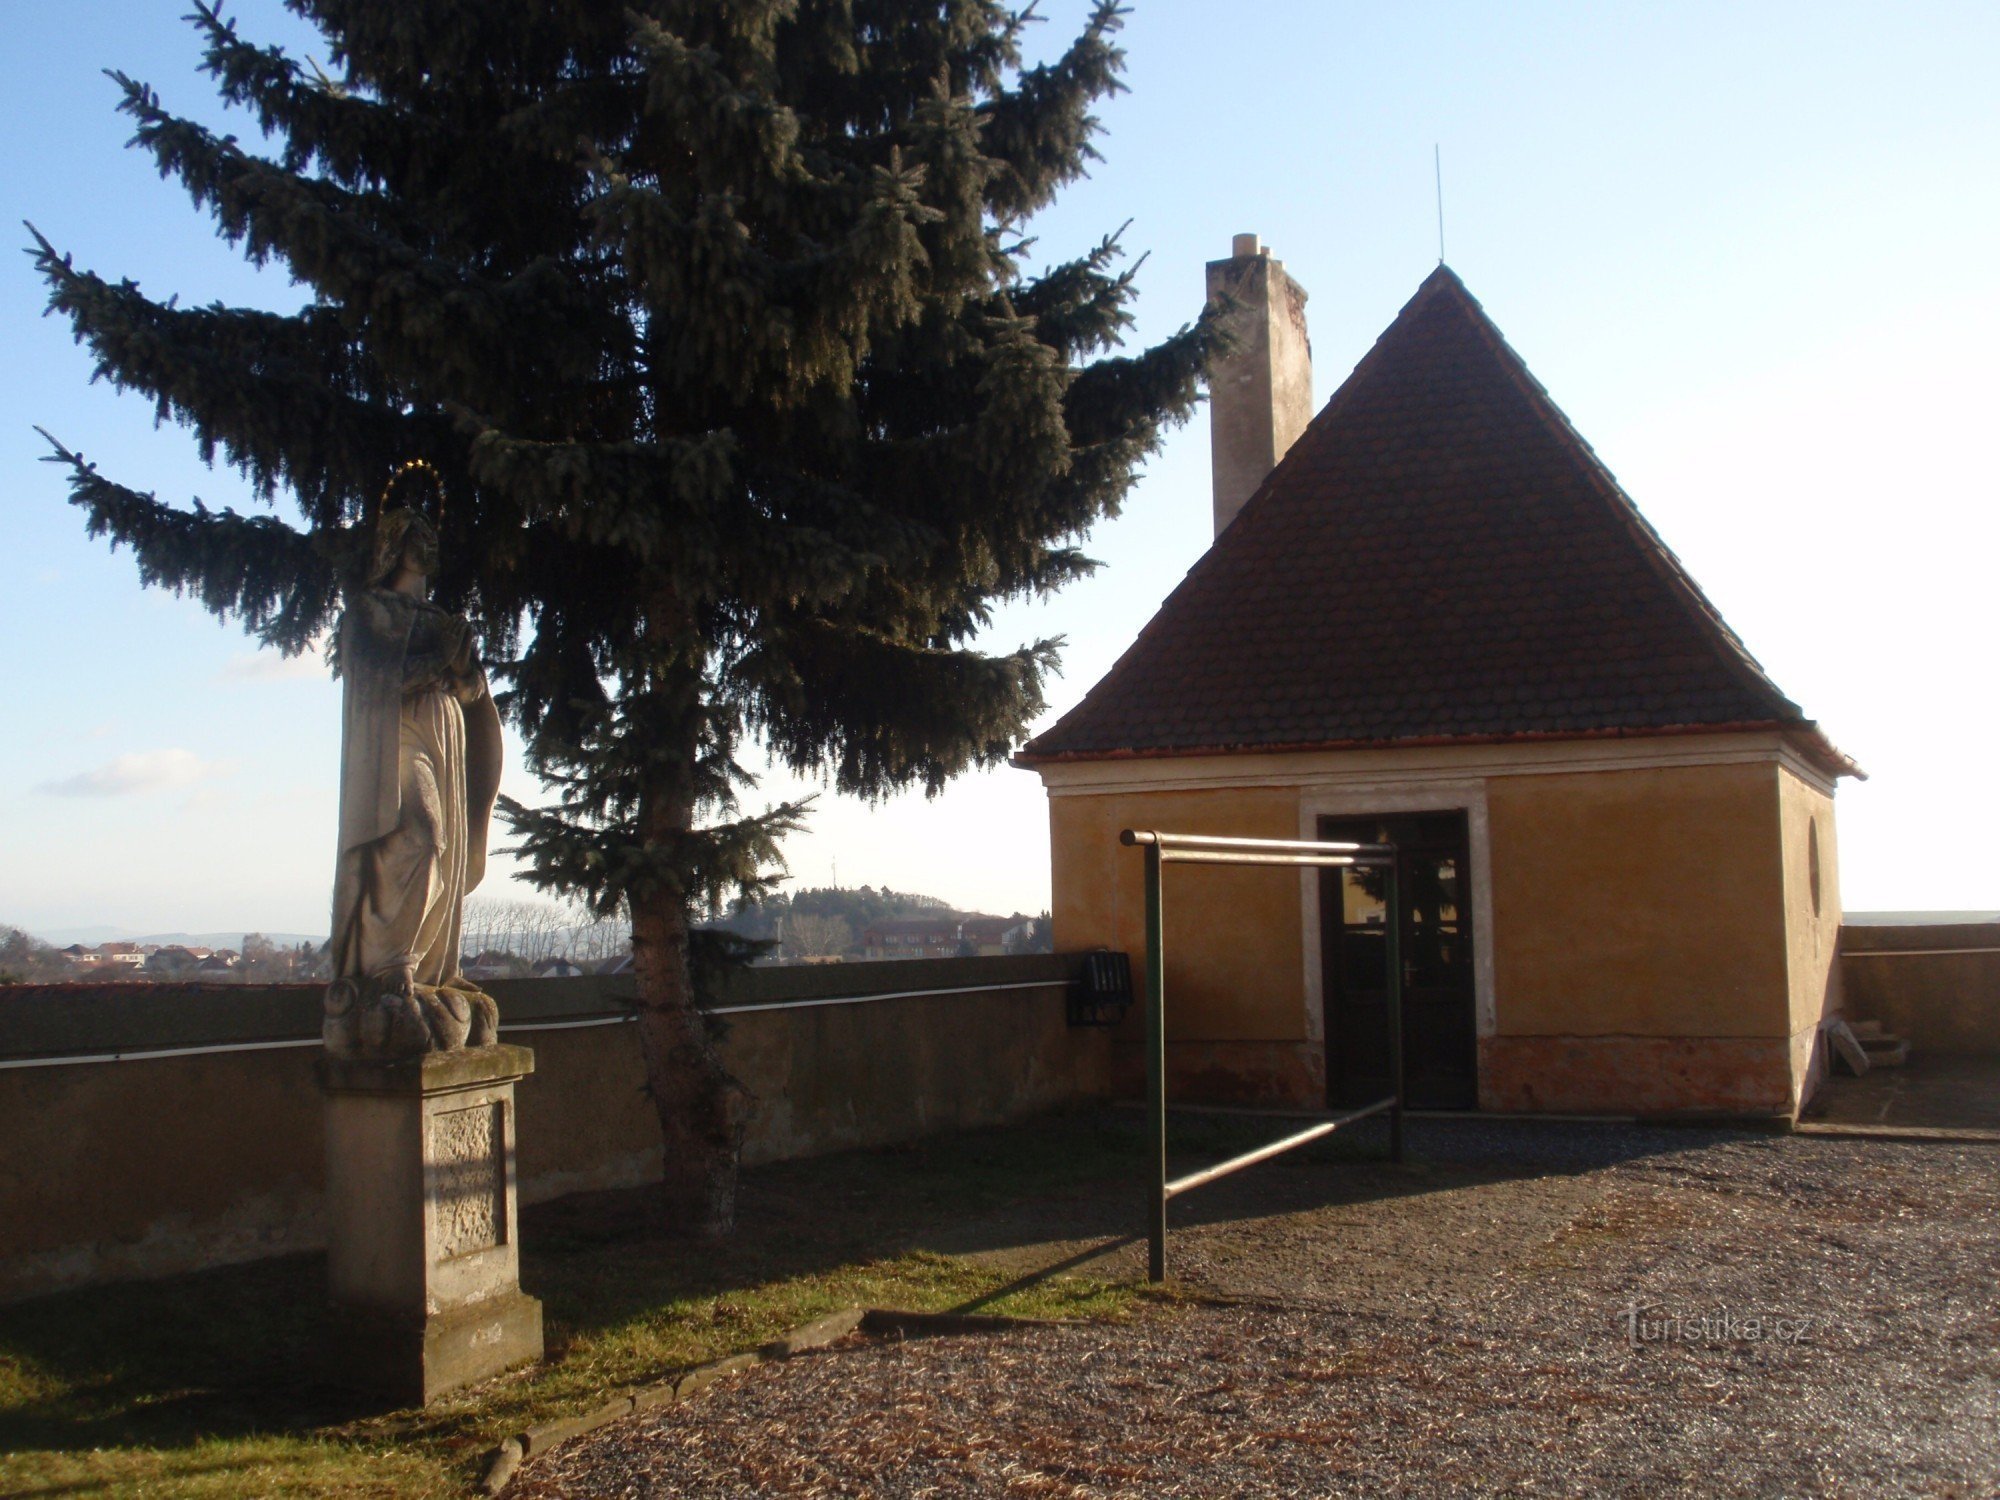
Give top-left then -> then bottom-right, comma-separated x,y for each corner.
324,501 -> 504,1058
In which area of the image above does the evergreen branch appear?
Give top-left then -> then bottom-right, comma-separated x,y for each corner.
626,10 -> 805,198
1010,226 -> 1140,358
188,0 -> 621,255
27,223 -> 417,527
34,429 -> 338,654
1064,311 -> 1217,447
977,0 -> 1128,218
461,418 -> 921,614
599,144 -> 945,404
107,74 -> 605,411
188,1 -> 428,187
499,795 -> 812,915
741,622 -> 1060,796
849,306 -> 1075,563
462,420 -> 738,565
1026,311 -> 1220,536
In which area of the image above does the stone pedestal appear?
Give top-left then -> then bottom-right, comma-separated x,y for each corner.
318,1044 -> 543,1406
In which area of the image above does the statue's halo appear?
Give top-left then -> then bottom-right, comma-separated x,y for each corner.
376,458 -> 447,528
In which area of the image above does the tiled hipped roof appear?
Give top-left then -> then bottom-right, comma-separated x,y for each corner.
1021,267 -> 1857,779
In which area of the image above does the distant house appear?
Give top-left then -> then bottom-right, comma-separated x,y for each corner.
145,946 -> 202,979
94,943 -> 147,968
595,953 -> 635,978
195,954 -> 238,982
1018,244 -> 1855,1122
463,950 -> 524,984
860,917 -> 962,960
58,944 -> 93,966
957,916 -> 1020,956
530,957 -> 585,979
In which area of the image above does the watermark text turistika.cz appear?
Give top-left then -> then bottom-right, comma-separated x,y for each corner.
1619,1304 -> 1815,1348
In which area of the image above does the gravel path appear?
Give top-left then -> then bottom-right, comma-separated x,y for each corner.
510,1121 -> 2000,1498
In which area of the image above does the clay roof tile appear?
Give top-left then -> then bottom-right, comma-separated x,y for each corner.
1021,266 -> 1857,780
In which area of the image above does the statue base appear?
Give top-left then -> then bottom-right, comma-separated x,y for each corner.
318,1044 -> 543,1406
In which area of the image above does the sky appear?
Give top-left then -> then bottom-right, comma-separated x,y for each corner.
3,2 -> 1998,938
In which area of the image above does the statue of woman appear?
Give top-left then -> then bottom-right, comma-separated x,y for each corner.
324,504 -> 504,1058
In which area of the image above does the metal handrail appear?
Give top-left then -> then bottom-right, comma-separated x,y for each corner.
1164,1098 -> 1396,1198
1123,826 -> 1407,1282
1120,829 -> 1397,865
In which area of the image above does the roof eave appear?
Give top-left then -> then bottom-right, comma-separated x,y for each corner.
1017,719 -> 1865,779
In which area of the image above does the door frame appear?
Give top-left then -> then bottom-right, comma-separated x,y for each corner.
1298,782 -> 1497,1081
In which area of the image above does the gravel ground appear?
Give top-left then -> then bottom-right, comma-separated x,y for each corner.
509,1120 -> 2000,1498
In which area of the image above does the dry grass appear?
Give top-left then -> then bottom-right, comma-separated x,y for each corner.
0,1111 -> 1170,1499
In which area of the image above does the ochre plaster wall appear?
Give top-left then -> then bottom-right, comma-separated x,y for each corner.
1050,786 -> 1308,1042
1778,769 -> 1844,1108
1048,785 -> 1319,1103
1046,751 -> 1824,1118
1485,763 -> 1789,1038
1480,761 -> 1798,1116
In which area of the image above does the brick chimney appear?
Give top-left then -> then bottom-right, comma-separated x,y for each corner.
1206,234 -> 1313,537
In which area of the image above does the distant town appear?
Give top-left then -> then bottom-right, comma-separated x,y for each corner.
0,885 -> 1052,985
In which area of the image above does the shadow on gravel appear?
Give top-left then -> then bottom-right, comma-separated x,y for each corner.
914,1113 -> 1740,1293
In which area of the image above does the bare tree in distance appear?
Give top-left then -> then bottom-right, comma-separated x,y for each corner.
463,898 -> 567,966
570,906 -> 631,967
779,913 -> 852,962
0,927 -> 69,984
465,894 -> 631,969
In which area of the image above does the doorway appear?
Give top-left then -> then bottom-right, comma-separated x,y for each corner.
1319,811 -> 1478,1110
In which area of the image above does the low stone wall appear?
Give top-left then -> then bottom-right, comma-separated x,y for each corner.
1839,924 -> 2000,1057
0,956 -> 1110,1304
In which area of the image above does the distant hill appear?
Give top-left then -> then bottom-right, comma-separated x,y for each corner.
28,926 -> 325,950
706,885 -> 960,945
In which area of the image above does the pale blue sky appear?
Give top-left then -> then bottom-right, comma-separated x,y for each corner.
4,2 -> 1997,935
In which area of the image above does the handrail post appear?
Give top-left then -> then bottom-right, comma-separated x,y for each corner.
1385,857 -> 1406,1164
1121,826 -> 1405,1275
1144,838 -> 1168,1283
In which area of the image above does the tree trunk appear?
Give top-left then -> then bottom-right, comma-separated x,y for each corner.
626,578 -> 748,1234
630,878 -> 748,1236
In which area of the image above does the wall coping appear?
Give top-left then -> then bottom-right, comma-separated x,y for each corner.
1839,922 -> 2000,955
0,954 -> 1085,1065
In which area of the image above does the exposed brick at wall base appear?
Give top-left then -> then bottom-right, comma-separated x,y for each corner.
1110,1039 -> 1324,1110
1477,1035 -> 1796,1118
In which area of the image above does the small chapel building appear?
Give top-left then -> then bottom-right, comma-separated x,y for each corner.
1016,239 -> 1860,1121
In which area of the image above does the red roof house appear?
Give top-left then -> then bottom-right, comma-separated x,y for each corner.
1019,247 -> 1856,1121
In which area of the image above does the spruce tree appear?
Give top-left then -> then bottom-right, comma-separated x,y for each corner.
33,0 -> 1212,1233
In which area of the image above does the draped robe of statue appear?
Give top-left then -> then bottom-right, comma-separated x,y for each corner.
325,584 -> 504,1056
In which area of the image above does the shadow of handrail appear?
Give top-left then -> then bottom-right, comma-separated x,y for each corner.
947,1233 -> 1141,1316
